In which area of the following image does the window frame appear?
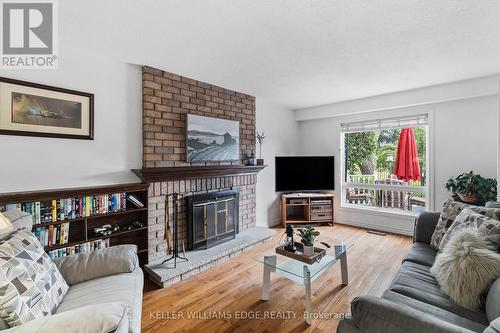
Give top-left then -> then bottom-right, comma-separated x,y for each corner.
339,113 -> 433,216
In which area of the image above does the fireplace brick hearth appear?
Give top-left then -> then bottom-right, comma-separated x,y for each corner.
142,66 -> 258,262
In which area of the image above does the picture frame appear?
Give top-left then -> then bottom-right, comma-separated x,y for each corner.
0,77 -> 94,140
186,114 -> 240,162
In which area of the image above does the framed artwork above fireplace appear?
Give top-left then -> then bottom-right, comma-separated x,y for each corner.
186,114 -> 240,162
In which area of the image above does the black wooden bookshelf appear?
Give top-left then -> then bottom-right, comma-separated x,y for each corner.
0,183 -> 149,266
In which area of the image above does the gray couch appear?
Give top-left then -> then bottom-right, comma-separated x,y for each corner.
0,211 -> 143,333
337,211 -> 500,333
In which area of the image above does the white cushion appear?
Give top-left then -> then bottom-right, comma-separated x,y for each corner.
1,302 -> 129,333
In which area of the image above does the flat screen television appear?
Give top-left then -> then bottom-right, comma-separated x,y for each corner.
275,156 -> 335,192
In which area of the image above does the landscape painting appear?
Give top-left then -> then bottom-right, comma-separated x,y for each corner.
0,77 -> 94,140
187,114 -> 240,162
12,92 -> 82,129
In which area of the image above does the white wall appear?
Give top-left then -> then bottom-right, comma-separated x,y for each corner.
297,78 -> 499,235
256,99 -> 299,227
0,4 -> 148,193
0,39 -> 297,230
295,76 -> 500,121
433,96 -> 498,206
0,57 -> 143,193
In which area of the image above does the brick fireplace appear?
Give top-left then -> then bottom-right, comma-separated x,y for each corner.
140,66 -> 260,262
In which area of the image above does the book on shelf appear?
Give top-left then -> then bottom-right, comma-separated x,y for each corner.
47,239 -> 109,259
2,192 -> 129,224
34,222 -> 70,247
5,203 -> 21,212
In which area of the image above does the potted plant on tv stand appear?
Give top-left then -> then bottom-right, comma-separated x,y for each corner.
298,226 -> 320,257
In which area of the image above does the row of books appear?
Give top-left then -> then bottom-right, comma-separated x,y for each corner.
47,239 -> 109,259
3,193 -> 132,224
34,223 -> 70,247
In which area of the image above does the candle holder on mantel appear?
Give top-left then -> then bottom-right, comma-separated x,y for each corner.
162,193 -> 188,268
244,153 -> 256,166
256,131 -> 265,165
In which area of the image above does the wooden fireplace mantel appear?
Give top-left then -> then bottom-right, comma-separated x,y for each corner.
131,165 -> 267,183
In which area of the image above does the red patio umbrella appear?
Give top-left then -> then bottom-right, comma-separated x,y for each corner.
394,128 -> 420,181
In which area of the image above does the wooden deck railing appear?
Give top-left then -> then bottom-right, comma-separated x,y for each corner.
346,173 -> 426,211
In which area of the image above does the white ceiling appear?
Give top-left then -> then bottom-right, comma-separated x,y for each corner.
64,0 -> 500,110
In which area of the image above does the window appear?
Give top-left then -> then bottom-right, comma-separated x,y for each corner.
341,114 -> 429,215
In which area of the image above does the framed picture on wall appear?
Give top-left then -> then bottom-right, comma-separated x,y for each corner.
186,114 -> 240,162
0,77 -> 94,140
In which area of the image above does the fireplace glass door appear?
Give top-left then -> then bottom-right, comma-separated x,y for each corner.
188,190 -> 239,250
217,198 -> 236,236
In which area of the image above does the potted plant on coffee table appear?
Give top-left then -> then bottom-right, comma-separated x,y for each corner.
298,226 -> 320,257
445,171 -> 497,205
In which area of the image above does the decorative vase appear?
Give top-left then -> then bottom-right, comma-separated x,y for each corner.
257,159 -> 264,165
303,245 -> 314,257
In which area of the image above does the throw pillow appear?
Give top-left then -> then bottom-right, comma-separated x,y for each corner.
430,228 -> 500,310
53,244 -> 138,286
430,199 -> 466,249
429,199 -> 500,249
486,201 -> 500,209
0,229 -> 68,327
0,213 -> 13,239
0,211 -> 33,233
438,208 -> 500,251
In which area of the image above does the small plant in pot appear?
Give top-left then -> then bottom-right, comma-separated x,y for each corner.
445,171 -> 497,205
298,226 -> 320,256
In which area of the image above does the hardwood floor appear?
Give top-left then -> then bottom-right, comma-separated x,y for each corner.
142,224 -> 412,333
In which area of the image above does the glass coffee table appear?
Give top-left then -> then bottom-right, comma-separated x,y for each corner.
254,240 -> 351,325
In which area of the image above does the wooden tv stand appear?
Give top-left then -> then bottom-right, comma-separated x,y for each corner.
280,193 -> 334,226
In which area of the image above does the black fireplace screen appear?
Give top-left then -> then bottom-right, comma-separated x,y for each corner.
187,190 -> 239,250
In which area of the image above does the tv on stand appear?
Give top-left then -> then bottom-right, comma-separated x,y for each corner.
275,156 -> 335,193
275,156 -> 335,226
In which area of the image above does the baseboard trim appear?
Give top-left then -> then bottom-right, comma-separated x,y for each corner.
335,217 -> 414,236
266,217 -> 414,236
268,217 -> 282,227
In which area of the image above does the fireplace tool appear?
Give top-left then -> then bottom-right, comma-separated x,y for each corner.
162,192 -> 188,268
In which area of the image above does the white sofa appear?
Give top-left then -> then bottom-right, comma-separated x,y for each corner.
0,211 -> 143,333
